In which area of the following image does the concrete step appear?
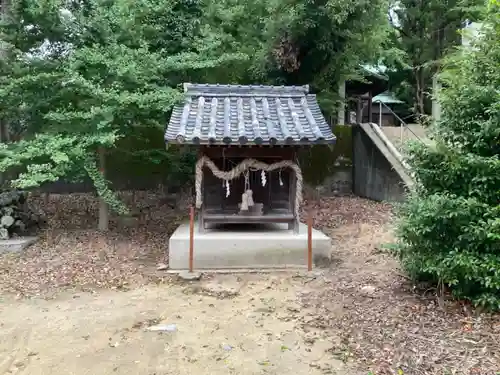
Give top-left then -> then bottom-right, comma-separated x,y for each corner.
380,124 -> 430,149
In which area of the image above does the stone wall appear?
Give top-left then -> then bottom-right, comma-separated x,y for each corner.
317,166 -> 352,196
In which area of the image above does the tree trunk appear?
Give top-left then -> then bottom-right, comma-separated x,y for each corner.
431,73 -> 441,124
0,121 -> 4,186
337,79 -> 346,125
0,1 -> 9,187
98,147 -> 109,231
415,67 -> 426,116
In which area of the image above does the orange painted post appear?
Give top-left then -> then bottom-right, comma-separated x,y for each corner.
189,206 -> 194,273
307,212 -> 313,271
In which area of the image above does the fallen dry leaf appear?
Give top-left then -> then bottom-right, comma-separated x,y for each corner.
297,196 -> 499,375
1,191 -> 498,375
0,189 -> 187,297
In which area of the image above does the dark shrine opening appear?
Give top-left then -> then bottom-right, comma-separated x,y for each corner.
197,146 -> 300,231
203,156 -> 292,213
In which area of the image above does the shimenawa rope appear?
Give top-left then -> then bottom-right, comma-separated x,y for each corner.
195,156 -> 303,218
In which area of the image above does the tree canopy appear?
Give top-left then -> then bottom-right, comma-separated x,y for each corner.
0,0 -> 246,219
201,0 -> 392,115
0,0 -> 392,225
385,0 -> 484,116
2,0 -> 492,236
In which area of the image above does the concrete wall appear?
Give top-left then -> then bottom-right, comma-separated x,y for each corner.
352,124 -> 408,202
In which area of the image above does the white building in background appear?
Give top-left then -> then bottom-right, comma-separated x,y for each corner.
461,21 -> 484,48
432,21 -> 484,123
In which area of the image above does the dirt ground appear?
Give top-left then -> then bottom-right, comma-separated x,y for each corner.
0,274 -> 347,375
1,193 -> 499,375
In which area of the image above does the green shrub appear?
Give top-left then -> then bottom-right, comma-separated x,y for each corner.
394,2 -> 500,309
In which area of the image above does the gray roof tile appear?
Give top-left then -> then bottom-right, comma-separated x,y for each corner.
165,83 -> 336,145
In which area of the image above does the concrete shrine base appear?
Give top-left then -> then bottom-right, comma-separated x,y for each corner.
168,222 -> 331,271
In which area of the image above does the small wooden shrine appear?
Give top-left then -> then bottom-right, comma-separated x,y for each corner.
165,84 -> 336,233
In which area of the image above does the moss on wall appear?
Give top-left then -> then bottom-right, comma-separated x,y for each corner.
108,124 -> 354,189
104,126 -> 196,190
105,124 -> 353,190
299,125 -> 352,186
42,124 -> 352,193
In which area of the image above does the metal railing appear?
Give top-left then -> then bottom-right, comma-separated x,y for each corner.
375,101 -> 426,147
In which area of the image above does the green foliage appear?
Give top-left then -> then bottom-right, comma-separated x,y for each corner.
405,142 -> 500,205
394,2 -> 500,309
0,132 -> 118,187
0,0 -> 245,214
106,127 -> 196,189
83,156 -> 130,215
262,0 -> 391,95
386,0 -> 484,115
0,0 -> 405,216
201,0 -> 391,116
300,125 -> 352,186
199,0 -> 270,84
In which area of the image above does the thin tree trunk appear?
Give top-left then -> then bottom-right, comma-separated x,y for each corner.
0,1 -> 7,187
98,146 -> 109,231
431,73 -> 441,124
0,120 -> 11,186
0,120 -> 4,187
415,67 -> 426,116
